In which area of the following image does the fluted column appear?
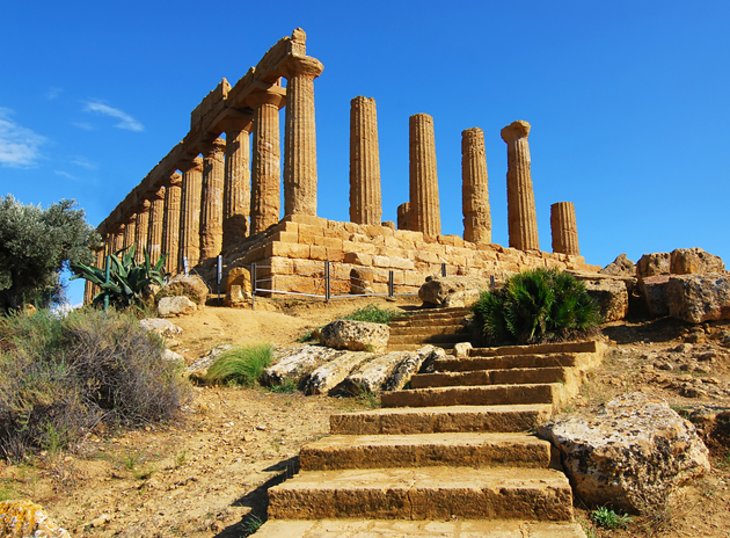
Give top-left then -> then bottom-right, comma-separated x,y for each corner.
461,127 -> 492,243
134,199 -> 151,262
397,202 -> 412,231
283,55 -> 324,217
349,96 -> 382,224
113,225 -> 125,253
162,172 -> 182,274
179,157 -> 204,269
200,138 -> 226,261
409,113 -> 441,236
223,120 -> 252,251
123,213 -> 136,251
147,185 -> 166,262
250,91 -> 284,235
501,120 -> 539,251
551,202 -> 580,255
84,247 -> 105,304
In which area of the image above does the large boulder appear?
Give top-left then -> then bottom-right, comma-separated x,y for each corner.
158,274 -> 208,307
636,252 -> 670,278
261,345 -> 342,387
418,275 -> 486,308
584,278 -> 629,322
638,275 -> 671,317
301,350 -> 374,395
157,295 -> 197,318
600,253 -> 635,278
139,317 -> 183,337
669,247 -> 725,275
224,267 -> 251,307
320,320 -> 390,353
334,351 -> 409,395
0,500 -> 71,537
667,274 -> 730,323
539,392 -> 710,513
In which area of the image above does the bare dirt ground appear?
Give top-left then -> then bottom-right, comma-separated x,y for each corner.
2,300 -> 729,537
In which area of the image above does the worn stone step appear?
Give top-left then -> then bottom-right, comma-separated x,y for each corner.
267,466 -> 574,521
436,353 -> 580,372
330,404 -> 553,435
381,383 -> 559,408
469,340 -> 600,357
411,367 -> 570,389
388,343 -> 455,352
391,310 -> 472,323
388,324 -> 465,335
388,333 -> 468,345
255,519 -> 587,537
299,432 -> 551,470
389,317 -> 469,328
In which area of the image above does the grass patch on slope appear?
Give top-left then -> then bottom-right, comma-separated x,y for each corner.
205,345 -> 273,387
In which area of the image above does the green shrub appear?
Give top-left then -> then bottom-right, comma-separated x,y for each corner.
204,345 -> 273,386
0,309 -> 190,460
590,506 -> 632,529
267,378 -> 298,394
343,304 -> 399,324
474,268 -> 601,345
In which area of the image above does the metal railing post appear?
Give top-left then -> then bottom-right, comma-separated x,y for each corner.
324,261 -> 331,303
388,270 -> 395,298
441,263 -> 447,277
250,263 -> 257,309
103,254 -> 111,311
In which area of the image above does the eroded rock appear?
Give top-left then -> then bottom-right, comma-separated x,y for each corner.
667,274 -> 730,323
262,345 -> 342,386
302,351 -> 374,395
670,247 -> 725,275
157,296 -> 197,318
418,275 -> 486,308
320,320 -> 390,353
636,252 -> 670,278
158,274 -> 208,306
224,267 -> 252,307
335,351 -> 410,395
139,318 -> 183,337
383,346 -> 446,391
600,253 -> 635,277
584,278 -> 629,322
638,275 -> 671,317
0,500 -> 71,538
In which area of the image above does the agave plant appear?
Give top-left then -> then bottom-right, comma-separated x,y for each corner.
71,246 -> 166,309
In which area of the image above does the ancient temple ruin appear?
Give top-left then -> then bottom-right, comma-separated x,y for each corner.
87,28 -> 595,303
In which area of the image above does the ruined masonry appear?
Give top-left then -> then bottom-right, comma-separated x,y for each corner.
86,28 -> 596,303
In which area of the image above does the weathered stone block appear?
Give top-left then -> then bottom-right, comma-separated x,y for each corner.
669,247 -> 725,275
667,274 -> 730,323
320,320 -> 390,352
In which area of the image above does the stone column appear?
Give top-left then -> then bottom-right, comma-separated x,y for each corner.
123,213 -> 136,251
180,157 -> 204,269
283,55 -> 324,217
501,120 -> 539,251
551,201 -> 580,255
461,127 -> 492,243
134,199 -> 151,262
409,113 -> 441,236
84,247 -> 105,304
223,119 -> 252,252
200,138 -> 226,261
147,185 -> 166,262
162,172 -> 182,274
397,202 -> 412,231
113,225 -> 125,253
250,91 -> 284,235
349,96 -> 382,225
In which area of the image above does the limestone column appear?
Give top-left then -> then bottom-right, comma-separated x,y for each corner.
349,96 -> 382,224
397,202 -> 412,231
222,120 -> 251,251
551,201 -> 580,255
250,91 -> 284,235
113,225 -> 125,253
283,55 -> 324,217
162,172 -> 182,274
461,127 -> 492,243
179,157 -> 204,269
409,113 -> 441,236
123,213 -> 136,251
134,199 -> 151,262
200,138 -> 226,261
501,120 -> 539,251
148,185 -> 166,262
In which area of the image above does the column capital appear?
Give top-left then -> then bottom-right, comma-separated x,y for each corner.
282,55 -> 324,79
500,120 -> 531,142
165,172 -> 183,188
150,185 -> 166,200
140,198 -> 151,210
125,212 -> 137,224
461,127 -> 484,143
201,137 -> 226,157
219,113 -> 253,135
247,88 -> 287,109
179,156 -> 204,173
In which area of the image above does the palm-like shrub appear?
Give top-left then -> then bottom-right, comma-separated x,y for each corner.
474,269 -> 601,345
71,246 -> 165,310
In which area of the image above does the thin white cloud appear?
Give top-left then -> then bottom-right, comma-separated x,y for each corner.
46,87 -> 63,100
84,101 -> 144,132
71,121 -> 95,131
54,170 -> 79,181
71,156 -> 97,170
0,108 -> 46,168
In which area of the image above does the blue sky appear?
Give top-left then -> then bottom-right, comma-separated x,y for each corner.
1,1 -> 729,305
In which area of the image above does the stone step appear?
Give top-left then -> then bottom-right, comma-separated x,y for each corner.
255,519 -> 588,537
329,404 -> 553,435
391,310 -> 472,323
388,333 -> 469,345
388,343 -> 456,352
389,316 -> 469,328
469,340 -> 599,357
299,432 -> 551,470
410,367 -> 570,389
381,383 -> 559,408
436,353 -> 580,372
388,324 -> 465,335
267,466 -> 574,521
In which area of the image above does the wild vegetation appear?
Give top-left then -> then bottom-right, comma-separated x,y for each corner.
343,304 -> 400,324
0,308 -> 190,460
204,345 -> 274,386
474,268 -> 601,345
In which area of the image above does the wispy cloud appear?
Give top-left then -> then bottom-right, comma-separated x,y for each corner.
54,170 -> 79,181
71,121 -> 95,131
0,108 -> 46,168
46,87 -> 63,100
71,156 -> 97,170
84,101 -> 144,132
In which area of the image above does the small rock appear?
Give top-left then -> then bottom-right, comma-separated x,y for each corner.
157,296 -> 197,318
139,318 -> 183,337
319,320 -> 390,353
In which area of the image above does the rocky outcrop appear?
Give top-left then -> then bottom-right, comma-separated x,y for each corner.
600,253 -> 635,277
667,274 -> 730,323
418,275 -> 486,308
262,346 -> 342,387
157,296 -> 197,318
669,248 -> 725,275
334,351 -> 410,395
158,274 -> 209,307
584,278 -> 629,322
320,320 -> 390,353
139,318 -> 183,337
0,500 -> 71,538
638,276 -> 671,317
539,392 -> 710,513
636,252 -> 670,278
302,351 -> 374,395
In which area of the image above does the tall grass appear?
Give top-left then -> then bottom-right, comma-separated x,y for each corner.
204,345 -> 273,386
343,304 -> 399,324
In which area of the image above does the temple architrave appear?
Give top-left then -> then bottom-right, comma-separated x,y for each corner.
86,28 -> 596,304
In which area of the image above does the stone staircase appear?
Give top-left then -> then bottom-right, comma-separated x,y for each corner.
387,306 -> 473,351
254,340 -> 604,537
